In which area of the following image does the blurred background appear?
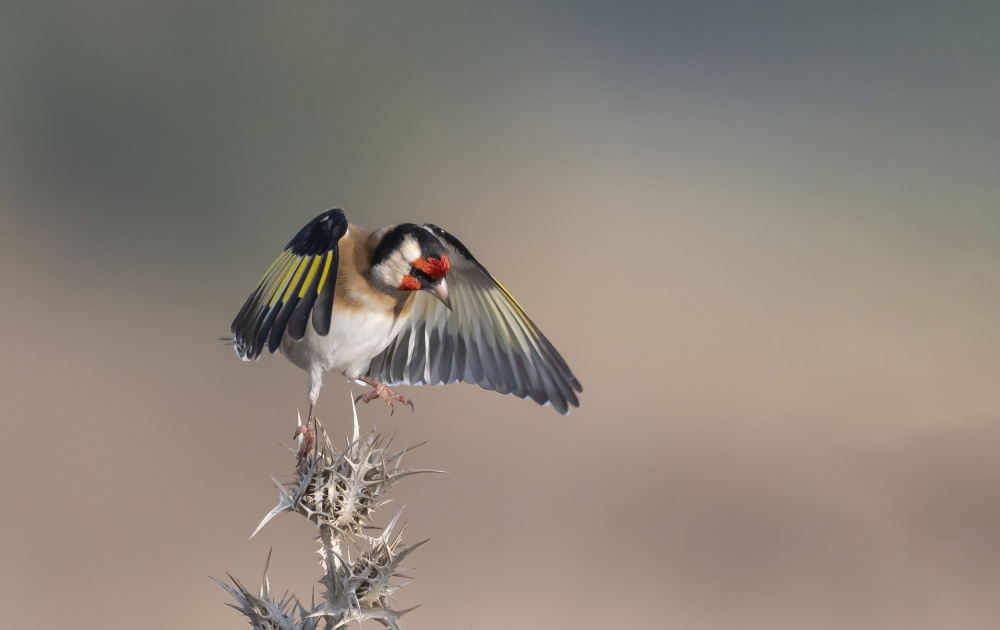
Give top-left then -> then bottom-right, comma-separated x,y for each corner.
1,2 -> 999,628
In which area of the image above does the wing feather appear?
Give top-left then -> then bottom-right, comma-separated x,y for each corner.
286,253 -> 325,341
364,225 -> 582,413
312,247 -> 338,335
231,209 -> 348,360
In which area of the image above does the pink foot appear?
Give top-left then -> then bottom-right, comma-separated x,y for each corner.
354,376 -> 415,415
293,404 -> 316,459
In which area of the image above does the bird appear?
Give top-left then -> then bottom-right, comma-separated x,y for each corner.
231,208 -> 582,430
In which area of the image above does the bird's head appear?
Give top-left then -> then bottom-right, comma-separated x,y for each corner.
370,224 -> 452,308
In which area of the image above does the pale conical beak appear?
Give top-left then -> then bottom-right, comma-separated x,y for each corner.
426,278 -> 452,309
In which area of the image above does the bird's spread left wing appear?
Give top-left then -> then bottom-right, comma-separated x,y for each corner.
232,209 -> 348,360
365,224 -> 583,414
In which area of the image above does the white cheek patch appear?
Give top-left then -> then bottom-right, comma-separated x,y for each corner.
371,235 -> 421,290
399,236 -> 422,266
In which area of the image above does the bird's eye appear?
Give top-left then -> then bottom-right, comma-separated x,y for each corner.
411,254 -> 450,280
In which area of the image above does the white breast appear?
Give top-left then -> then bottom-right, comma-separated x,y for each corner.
280,309 -> 402,379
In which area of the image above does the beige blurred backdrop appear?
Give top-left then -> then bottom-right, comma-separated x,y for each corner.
1,2 -> 999,629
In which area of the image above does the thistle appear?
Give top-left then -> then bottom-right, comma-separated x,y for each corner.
313,512 -> 425,629
215,551 -> 318,630
219,399 -> 436,629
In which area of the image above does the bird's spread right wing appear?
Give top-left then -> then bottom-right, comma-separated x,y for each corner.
231,209 -> 348,360
365,224 -> 582,413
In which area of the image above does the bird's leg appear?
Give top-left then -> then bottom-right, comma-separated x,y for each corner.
293,402 -> 316,459
354,376 -> 415,414
294,367 -> 324,459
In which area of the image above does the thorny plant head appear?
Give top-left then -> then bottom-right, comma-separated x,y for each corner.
215,551 -> 318,630
219,399 -> 436,630
253,403 -> 436,542
315,512 -> 426,630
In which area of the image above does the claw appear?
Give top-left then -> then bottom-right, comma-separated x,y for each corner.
354,376 -> 415,414
294,404 -> 317,460
294,424 -> 315,460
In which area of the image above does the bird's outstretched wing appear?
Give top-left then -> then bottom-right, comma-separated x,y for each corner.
365,224 -> 583,414
232,209 -> 348,360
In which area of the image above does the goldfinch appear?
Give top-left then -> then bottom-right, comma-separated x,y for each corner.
231,209 -> 582,424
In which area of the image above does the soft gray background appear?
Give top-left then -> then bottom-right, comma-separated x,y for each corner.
1,2 -> 999,629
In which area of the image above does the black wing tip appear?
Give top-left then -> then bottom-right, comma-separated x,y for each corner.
285,208 -> 349,256
515,377 -> 581,415
551,389 -> 581,415
540,394 -> 572,415
231,333 -> 265,361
